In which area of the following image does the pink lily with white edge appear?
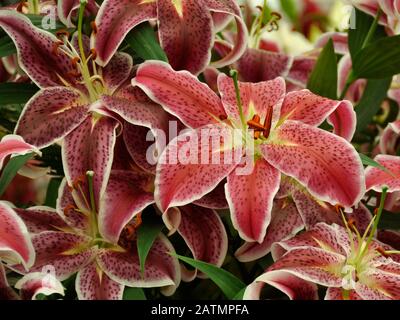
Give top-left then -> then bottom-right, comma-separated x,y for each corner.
0,10 -> 170,207
0,134 -> 39,169
58,0 -> 99,27
244,217 -> 400,300
132,60 -> 365,244
92,0 -> 248,75
0,201 -> 36,299
12,171 -> 181,300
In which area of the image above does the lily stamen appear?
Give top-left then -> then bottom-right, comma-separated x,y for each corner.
90,21 -> 98,35
55,29 -> 70,40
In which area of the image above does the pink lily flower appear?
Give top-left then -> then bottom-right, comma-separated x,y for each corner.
0,134 -> 39,169
0,10 -> 167,208
14,272 -> 65,300
244,222 -> 400,300
132,60 -> 365,243
91,0 -> 248,75
235,177 -> 373,262
13,172 -> 181,300
0,201 -> 36,299
366,154 -> 400,193
58,0 -> 99,27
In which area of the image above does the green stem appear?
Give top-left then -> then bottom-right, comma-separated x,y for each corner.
342,289 -> 350,300
361,9 -> 382,50
86,170 -> 98,238
229,69 -> 246,131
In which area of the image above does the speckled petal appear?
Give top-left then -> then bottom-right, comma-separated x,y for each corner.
15,206 -> 69,234
315,32 -> 348,55
226,158 -> 281,243
235,49 -> 292,83
355,280 -> 394,300
15,87 -> 89,149
0,11 -> 80,88
359,268 -> 400,299
62,116 -> 118,209
280,90 -> 356,141
261,121 -> 365,208
58,0 -> 99,27
132,61 -> 225,128
193,181 -> 228,209
235,199 -> 304,262
76,262 -> 123,300
92,0 -> 157,66
98,234 -> 180,295
155,124 -> 241,212
98,170 -> 154,244
102,53 -> 133,94
218,74 -> 286,127
0,135 -> 38,169
175,205 -> 227,279
324,287 -> 362,300
365,155 -> 400,192
204,0 -> 248,68
286,56 -> 316,88
15,231 -> 95,280
0,201 -> 35,269
244,270 -> 318,300
15,272 -> 65,300
157,0 -> 212,75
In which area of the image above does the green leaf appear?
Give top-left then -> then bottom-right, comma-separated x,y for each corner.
307,39 -> 337,99
355,77 -> 392,132
125,22 -> 168,62
136,215 -> 164,275
0,83 -> 39,105
280,0 -> 298,24
352,35 -> 400,79
359,153 -> 393,176
44,177 -> 62,208
232,287 -> 246,300
173,254 -> 246,299
123,287 -> 146,300
348,9 -> 386,59
0,153 -> 34,197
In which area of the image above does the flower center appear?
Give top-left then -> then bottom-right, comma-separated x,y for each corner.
118,214 -> 143,251
246,109 -> 273,140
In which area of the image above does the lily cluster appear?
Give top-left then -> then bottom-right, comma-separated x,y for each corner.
0,0 -> 399,301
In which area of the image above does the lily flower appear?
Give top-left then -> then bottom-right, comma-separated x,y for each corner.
132,60 -> 365,243
0,10 -> 166,207
58,0 -> 99,27
0,201 -> 36,299
13,171 -> 181,300
244,219 -> 400,300
91,0 -> 248,75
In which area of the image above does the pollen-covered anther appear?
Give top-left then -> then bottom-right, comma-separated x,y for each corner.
373,208 -> 379,216
90,21 -> 98,34
17,0 -> 27,12
247,114 -> 265,131
67,71 -> 82,78
72,174 -> 86,190
52,41 -> 65,56
219,115 -> 228,121
70,57 -> 81,68
334,204 -> 345,215
56,29 -> 70,40
63,204 -> 76,217
89,48 -> 97,60
377,247 -> 390,258
347,218 -> 356,230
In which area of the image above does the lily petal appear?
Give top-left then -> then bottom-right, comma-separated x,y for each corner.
132,61 -> 225,128
0,201 -> 35,269
261,121 -> 365,209
98,170 -> 154,244
0,135 -> 38,169
58,0 -> 99,27
0,10 -> 80,88
157,0 -> 213,75
218,74 -> 286,126
98,234 -> 180,295
365,155 -> 400,192
15,272 -> 65,300
93,0 -> 157,66
62,116 -> 119,209
102,53 -> 133,94
325,287 -> 362,300
244,270 -> 318,300
235,49 -> 293,83
193,181 -> 228,209
0,264 -> 19,300
15,87 -> 90,149
76,262 -> 123,300
235,199 -> 304,262
173,205 -> 228,280
226,158 -> 281,243
155,124 -> 240,212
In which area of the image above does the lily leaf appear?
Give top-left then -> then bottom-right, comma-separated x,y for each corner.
355,77 -> 391,132
0,153 -> 34,197
307,39 -> 337,99
172,254 -> 246,299
123,287 -> 146,300
136,215 -> 164,275
125,22 -> 168,62
352,35 -> 400,79
44,177 -> 62,208
0,83 -> 39,105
